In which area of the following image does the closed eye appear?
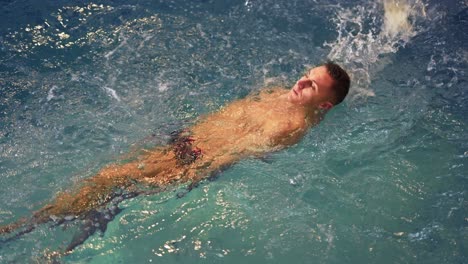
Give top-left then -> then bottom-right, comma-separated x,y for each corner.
311,80 -> 318,91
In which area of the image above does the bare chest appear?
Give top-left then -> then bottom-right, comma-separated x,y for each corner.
190,92 -> 310,155
241,100 -> 308,147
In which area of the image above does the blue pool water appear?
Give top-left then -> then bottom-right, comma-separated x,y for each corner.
0,0 -> 467,263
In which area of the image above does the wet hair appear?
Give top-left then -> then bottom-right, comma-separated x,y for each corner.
323,61 -> 350,105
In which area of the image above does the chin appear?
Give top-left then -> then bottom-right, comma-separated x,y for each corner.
287,93 -> 302,105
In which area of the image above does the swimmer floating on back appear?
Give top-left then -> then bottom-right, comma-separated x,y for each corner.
0,61 -> 350,253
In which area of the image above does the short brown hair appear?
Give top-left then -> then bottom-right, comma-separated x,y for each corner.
324,61 -> 350,105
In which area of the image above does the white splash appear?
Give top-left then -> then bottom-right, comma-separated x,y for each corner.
326,0 -> 427,100
104,36 -> 128,60
47,85 -> 58,101
103,86 -> 121,101
383,0 -> 416,39
158,82 -> 170,92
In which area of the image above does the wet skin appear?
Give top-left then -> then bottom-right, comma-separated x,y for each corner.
0,66 -> 337,253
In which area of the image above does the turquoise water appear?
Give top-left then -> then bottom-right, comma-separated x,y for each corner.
0,0 -> 467,263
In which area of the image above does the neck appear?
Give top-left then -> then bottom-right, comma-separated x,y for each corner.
278,92 -> 325,125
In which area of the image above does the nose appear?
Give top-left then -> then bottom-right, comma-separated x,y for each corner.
297,79 -> 312,90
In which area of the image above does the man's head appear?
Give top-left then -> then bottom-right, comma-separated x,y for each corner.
287,61 -> 350,109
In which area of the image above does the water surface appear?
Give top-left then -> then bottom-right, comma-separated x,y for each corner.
0,0 -> 467,263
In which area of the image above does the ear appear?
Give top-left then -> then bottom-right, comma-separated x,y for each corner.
318,102 -> 334,110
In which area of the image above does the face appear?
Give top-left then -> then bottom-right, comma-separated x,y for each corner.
287,66 -> 335,109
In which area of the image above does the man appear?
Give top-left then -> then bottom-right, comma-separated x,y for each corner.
0,61 -> 350,250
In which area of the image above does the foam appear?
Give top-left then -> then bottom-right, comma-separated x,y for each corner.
326,0 -> 427,100
47,85 -> 58,101
103,86 -> 122,102
104,37 -> 128,60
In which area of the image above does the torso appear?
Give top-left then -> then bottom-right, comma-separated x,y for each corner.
28,89 -> 322,221
190,88 -> 317,159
